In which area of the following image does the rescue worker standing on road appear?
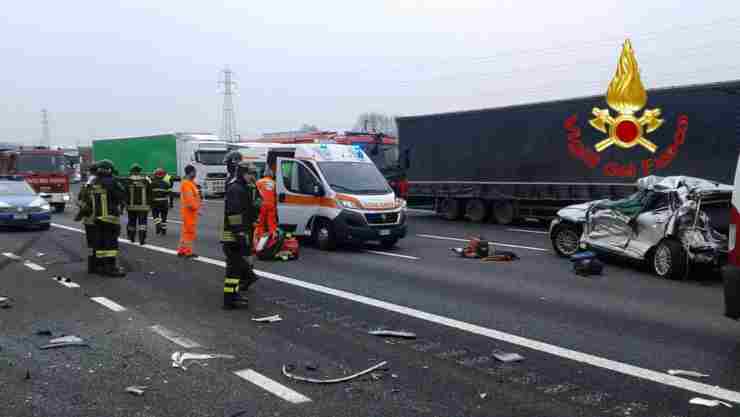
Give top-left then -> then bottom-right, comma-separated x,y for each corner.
75,162 -> 99,273
85,159 -> 127,277
255,161 -> 278,239
221,161 -> 259,309
150,168 -> 172,235
125,164 -> 153,245
223,150 -> 242,183
177,164 -> 201,257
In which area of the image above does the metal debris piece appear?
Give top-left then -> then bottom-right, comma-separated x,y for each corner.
171,351 -> 235,370
368,329 -> 417,339
125,385 -> 148,396
282,361 -> 388,384
36,253 -> 45,257
50,336 -> 83,344
0,297 -> 10,309
689,397 -> 732,408
479,393 -> 488,400
667,369 -> 709,378
40,342 -> 90,350
252,314 -> 282,323
492,351 -> 524,363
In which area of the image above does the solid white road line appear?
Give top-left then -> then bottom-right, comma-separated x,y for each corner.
234,369 -> 312,404
364,250 -> 420,260
91,296 -> 127,312
23,261 -> 46,271
2,252 -> 21,260
507,228 -> 549,235
416,233 -> 549,252
149,324 -> 202,349
51,223 -> 740,403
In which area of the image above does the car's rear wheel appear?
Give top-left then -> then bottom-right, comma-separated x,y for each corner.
551,223 -> 581,258
652,239 -> 687,280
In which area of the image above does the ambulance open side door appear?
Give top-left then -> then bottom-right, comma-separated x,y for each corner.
275,157 -> 325,236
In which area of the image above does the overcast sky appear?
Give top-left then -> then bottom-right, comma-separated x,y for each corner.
2,0 -> 738,146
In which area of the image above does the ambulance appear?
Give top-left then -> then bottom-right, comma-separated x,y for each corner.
235,142 -> 407,250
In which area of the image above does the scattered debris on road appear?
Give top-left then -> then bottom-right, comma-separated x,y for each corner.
282,361 -> 388,384
36,253 -> 45,257
667,369 -> 709,378
492,351 -> 524,363
482,251 -> 520,262
252,314 -> 282,323
368,329 -> 417,339
125,385 -> 148,396
570,252 -> 604,277
479,393 -> 488,400
40,335 -> 89,350
171,352 -> 235,370
0,296 -> 11,309
689,397 -> 733,408
451,237 -> 519,262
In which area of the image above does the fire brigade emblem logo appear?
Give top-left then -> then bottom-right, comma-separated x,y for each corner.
589,40 -> 663,153
564,39 -> 689,178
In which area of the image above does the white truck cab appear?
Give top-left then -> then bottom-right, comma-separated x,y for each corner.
177,134 -> 229,198
235,143 -> 407,249
724,154 -> 740,319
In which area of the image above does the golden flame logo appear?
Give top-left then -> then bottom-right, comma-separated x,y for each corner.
606,40 -> 647,114
589,40 -> 663,153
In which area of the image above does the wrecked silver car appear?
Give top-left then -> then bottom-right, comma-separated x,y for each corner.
550,176 -> 731,279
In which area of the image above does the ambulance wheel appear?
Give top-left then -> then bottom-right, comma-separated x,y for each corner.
314,219 -> 337,251
380,237 -> 399,249
652,239 -> 687,280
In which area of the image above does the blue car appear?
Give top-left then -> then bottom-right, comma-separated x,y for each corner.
0,176 -> 52,230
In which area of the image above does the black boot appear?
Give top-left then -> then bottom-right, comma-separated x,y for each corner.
103,259 -> 126,277
127,231 -> 136,242
223,292 -> 247,309
87,256 -> 98,274
139,230 -> 147,245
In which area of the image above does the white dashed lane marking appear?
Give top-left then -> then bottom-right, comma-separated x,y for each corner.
91,297 -> 127,312
507,228 -> 550,235
364,250 -> 420,260
149,325 -> 202,348
234,369 -> 312,404
51,223 -> 740,403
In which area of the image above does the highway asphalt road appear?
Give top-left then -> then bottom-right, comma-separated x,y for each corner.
1,191 -> 739,417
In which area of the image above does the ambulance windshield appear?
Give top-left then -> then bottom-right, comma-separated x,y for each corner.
318,162 -> 392,195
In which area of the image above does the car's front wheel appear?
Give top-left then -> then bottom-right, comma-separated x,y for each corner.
652,239 -> 687,280
551,223 -> 582,258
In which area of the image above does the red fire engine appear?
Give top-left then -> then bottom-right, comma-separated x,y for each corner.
0,147 -> 72,212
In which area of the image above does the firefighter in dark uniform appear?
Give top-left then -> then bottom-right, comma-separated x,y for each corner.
221,161 -> 260,309
150,168 -> 172,235
125,163 -> 152,245
223,150 -> 243,183
75,162 -> 99,273
86,159 -> 127,277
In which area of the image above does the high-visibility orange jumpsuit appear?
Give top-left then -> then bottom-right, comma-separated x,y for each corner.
255,175 -> 277,238
178,179 -> 201,257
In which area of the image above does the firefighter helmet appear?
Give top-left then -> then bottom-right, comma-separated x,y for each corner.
154,168 -> 166,178
130,163 -> 143,174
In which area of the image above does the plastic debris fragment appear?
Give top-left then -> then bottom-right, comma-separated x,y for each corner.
368,330 -> 417,339
689,397 -> 732,408
171,351 -> 235,370
479,393 -> 488,400
125,386 -> 147,396
0,296 -> 10,309
492,351 -> 524,363
667,369 -> 709,378
282,361 -> 388,384
50,336 -> 83,344
252,314 -> 282,323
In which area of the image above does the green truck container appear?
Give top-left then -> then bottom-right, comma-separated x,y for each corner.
92,133 -> 229,197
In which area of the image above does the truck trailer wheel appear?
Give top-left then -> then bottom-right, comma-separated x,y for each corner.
651,239 -> 687,280
439,198 -> 462,221
492,201 -> 514,225
465,199 -> 488,223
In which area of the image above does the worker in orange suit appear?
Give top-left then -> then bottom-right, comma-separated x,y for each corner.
177,164 -> 202,258
255,162 -> 278,240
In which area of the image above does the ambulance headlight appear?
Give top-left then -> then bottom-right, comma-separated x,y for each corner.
338,199 -> 360,209
395,198 -> 407,209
